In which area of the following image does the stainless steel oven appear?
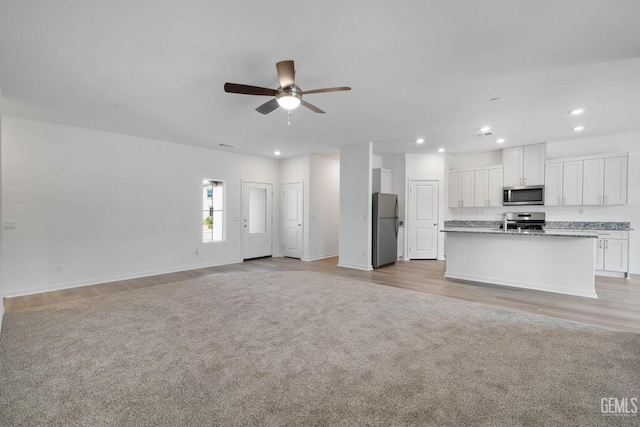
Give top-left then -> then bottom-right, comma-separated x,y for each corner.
503,185 -> 544,206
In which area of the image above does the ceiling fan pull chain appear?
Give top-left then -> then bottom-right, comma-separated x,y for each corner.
287,111 -> 291,126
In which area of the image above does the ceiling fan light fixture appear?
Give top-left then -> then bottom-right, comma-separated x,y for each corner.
276,86 -> 302,110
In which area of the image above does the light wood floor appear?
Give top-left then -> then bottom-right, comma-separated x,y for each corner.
4,257 -> 640,333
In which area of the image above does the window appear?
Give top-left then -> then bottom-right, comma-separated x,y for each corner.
203,179 -> 224,242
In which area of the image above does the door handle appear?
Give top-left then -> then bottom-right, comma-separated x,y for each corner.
297,224 -> 301,226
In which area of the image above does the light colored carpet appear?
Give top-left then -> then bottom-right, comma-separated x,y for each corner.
1,271 -> 638,426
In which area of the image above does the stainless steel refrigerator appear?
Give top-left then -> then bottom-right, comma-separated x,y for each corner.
372,192 -> 399,269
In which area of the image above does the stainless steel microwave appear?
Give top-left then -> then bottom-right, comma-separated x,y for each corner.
503,186 -> 545,206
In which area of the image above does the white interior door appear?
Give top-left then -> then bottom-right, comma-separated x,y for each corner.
408,180 -> 439,260
283,182 -> 303,259
243,182 -> 272,259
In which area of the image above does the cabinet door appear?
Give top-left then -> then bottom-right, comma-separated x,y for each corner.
583,159 -> 604,205
594,239 -> 605,270
474,169 -> 489,207
523,143 -> 546,186
381,169 -> 393,193
460,171 -> 475,208
603,239 -> 628,272
603,156 -> 628,205
449,172 -> 462,208
562,160 -> 583,205
545,162 -> 563,205
487,167 -> 504,206
503,147 -> 523,187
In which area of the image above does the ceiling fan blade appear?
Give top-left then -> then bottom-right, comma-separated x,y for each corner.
276,60 -> 295,88
302,86 -> 351,95
224,83 -> 277,96
301,100 -> 325,114
256,98 -> 280,115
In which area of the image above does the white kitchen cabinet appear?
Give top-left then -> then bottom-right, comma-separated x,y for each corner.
562,161 -> 583,205
580,156 -> 627,206
487,167 -> 503,206
372,168 -> 392,194
503,147 -> 523,187
503,143 -> 545,187
449,170 -> 474,208
545,162 -> 563,205
544,160 -> 581,205
474,169 -> 488,207
474,167 -> 503,207
594,231 -> 629,277
582,159 -> 604,205
603,156 -> 628,205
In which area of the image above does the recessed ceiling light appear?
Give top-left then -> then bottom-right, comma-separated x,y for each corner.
573,126 -> 585,131
480,126 -> 492,132
570,109 -> 585,115
416,138 -> 425,144
438,148 -> 445,153
274,151 -> 281,156
496,138 -> 505,144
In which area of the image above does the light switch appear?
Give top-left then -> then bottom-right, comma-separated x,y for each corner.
3,221 -> 16,229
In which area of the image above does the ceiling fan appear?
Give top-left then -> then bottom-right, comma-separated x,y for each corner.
224,60 -> 351,115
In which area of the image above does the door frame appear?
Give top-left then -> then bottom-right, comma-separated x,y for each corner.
282,181 -> 304,259
406,179 -> 440,260
241,180 -> 273,260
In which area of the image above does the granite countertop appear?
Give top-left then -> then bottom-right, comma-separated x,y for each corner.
444,220 -> 632,231
441,227 -> 598,238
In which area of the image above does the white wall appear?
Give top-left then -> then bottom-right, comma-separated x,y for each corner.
0,86 -> 4,330
308,155 -> 339,261
338,142 -> 372,270
2,117 -> 281,297
405,153 -> 448,260
446,134 -> 640,273
450,150 -> 502,169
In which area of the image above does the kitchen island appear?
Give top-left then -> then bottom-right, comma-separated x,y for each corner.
442,228 -> 598,298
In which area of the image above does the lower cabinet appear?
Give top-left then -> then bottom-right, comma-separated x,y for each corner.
594,231 -> 629,277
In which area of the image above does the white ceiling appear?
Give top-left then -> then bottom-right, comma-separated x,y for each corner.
1,0 -> 640,159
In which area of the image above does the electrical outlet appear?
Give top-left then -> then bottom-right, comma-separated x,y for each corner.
56,265 -> 62,273
579,208 -> 585,214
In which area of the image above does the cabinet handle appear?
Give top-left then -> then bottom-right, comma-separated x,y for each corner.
605,240 -> 608,249
524,178 -> 526,185
563,196 -> 566,205
599,240 -> 602,248
604,195 -> 607,205
461,200 -> 464,207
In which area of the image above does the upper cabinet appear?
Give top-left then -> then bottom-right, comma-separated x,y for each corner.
546,160 -> 583,206
450,166 -> 502,208
503,143 -> 546,187
449,170 -> 474,208
603,156 -> 628,205
372,168 -> 392,193
547,154 -> 628,207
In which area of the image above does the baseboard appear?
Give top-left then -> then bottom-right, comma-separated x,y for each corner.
337,262 -> 373,271
3,258 -> 244,298
595,270 -> 628,279
302,252 -> 338,262
444,272 -> 598,299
